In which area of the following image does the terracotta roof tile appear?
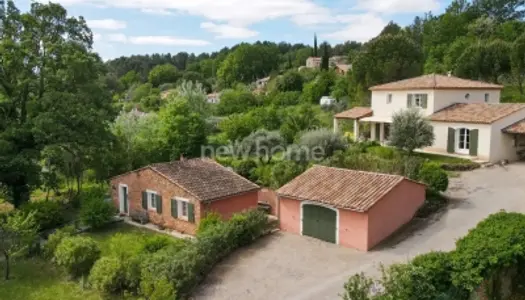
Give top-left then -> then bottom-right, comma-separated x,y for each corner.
276,165 -> 422,212
369,74 -> 503,91
503,118 -> 525,134
429,103 -> 525,124
151,158 -> 259,202
335,107 -> 373,119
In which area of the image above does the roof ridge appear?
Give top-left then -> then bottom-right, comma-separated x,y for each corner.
312,164 -> 405,179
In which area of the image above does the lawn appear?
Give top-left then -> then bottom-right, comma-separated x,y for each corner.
0,222 -> 175,300
413,151 -> 475,165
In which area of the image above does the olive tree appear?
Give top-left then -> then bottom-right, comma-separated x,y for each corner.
389,109 -> 435,155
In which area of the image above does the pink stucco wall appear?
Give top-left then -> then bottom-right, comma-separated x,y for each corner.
203,191 -> 259,220
339,209 -> 369,251
279,197 -> 301,234
366,180 -> 426,249
278,179 -> 426,251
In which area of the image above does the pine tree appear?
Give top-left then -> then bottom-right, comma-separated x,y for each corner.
321,42 -> 329,70
313,33 -> 318,57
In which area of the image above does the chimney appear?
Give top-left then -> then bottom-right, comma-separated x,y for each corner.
180,154 -> 184,161
447,71 -> 452,77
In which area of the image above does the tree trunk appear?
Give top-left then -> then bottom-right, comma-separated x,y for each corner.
3,251 -> 9,280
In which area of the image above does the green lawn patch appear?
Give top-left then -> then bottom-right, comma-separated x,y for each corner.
413,152 -> 473,164
0,259 -> 105,300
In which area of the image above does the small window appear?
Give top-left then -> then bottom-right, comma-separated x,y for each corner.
465,93 -> 470,99
177,199 -> 189,220
484,93 -> 489,102
148,191 -> 157,210
387,94 -> 392,104
411,94 -> 427,108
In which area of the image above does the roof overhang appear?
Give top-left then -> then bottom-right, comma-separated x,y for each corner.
359,116 -> 393,123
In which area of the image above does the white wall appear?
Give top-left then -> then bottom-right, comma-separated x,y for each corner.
430,121 -> 492,161
432,89 -> 501,112
489,108 -> 525,162
371,90 -> 435,119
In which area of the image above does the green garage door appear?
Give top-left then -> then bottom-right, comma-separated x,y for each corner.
302,204 -> 337,243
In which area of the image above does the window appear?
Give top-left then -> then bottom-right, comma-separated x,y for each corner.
387,94 -> 392,104
177,198 -> 189,220
465,93 -> 470,99
147,190 -> 157,210
408,94 -> 427,108
485,93 -> 490,102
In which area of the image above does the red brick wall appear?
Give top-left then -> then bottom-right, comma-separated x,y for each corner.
202,191 -> 259,220
258,188 -> 278,216
366,180 -> 426,249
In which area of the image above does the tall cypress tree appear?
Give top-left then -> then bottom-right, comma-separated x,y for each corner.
313,33 -> 318,57
321,42 -> 329,70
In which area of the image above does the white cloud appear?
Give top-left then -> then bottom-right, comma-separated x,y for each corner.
127,36 -> 211,46
200,22 -> 258,39
321,14 -> 387,42
140,8 -> 175,15
355,0 -> 439,14
87,18 -> 127,30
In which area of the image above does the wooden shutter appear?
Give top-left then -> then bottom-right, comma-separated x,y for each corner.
171,199 -> 178,218
141,191 -> 148,210
156,194 -> 163,214
447,128 -> 455,153
188,203 -> 195,223
407,94 -> 413,108
422,94 -> 428,108
469,129 -> 479,156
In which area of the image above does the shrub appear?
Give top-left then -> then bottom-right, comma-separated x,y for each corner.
80,197 -> 115,229
44,225 -> 76,258
270,160 -> 305,189
20,200 -> 65,232
232,159 -> 258,181
197,212 -> 224,235
89,256 -> 125,294
366,146 -> 397,160
340,273 -> 375,300
419,162 -> 449,192
142,235 -> 175,253
389,109 -> 435,153
108,233 -> 147,260
55,236 -> 101,278
298,128 -> 348,159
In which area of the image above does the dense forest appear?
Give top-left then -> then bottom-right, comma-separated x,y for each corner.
2,0 -> 525,209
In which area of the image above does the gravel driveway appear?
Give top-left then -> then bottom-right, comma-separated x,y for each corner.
195,163 -> 525,300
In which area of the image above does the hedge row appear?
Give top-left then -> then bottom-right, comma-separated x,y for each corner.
342,212 -> 525,300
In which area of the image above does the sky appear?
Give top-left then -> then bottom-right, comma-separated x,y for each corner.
18,0 -> 452,61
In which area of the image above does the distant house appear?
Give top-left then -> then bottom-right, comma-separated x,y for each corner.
255,77 -> 271,89
333,73 -> 525,163
306,57 -> 322,68
207,92 -> 220,104
278,165 -> 426,251
335,64 -> 351,75
110,158 -> 260,235
320,96 -> 336,106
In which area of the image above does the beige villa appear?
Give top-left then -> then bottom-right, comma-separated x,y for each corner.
334,74 -> 525,163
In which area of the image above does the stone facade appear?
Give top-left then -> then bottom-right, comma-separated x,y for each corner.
111,167 -> 259,235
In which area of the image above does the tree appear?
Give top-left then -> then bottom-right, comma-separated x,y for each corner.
511,33 -> 525,95
0,211 -> 38,280
302,71 -> 336,104
472,0 -> 525,21
298,129 -> 348,159
148,64 -> 180,87
217,43 -> 280,87
119,71 -> 141,89
389,109 -> 435,154
321,42 -> 330,71
270,161 -> 305,188
352,34 -> 423,88
216,88 -> 259,115
0,1 -> 115,207
240,130 -> 285,163
455,39 -> 511,83
175,80 -> 209,116
159,98 -> 208,160
313,33 -> 318,57
380,21 -> 403,36
55,236 -> 101,279
280,105 -> 322,143
275,70 -> 304,92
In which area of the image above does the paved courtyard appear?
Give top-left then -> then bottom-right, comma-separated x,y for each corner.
195,163 -> 525,300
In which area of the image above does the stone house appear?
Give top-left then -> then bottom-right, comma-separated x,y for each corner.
110,158 -> 260,234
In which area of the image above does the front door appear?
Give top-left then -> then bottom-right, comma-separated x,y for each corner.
302,204 -> 337,244
456,128 -> 470,154
119,185 -> 128,214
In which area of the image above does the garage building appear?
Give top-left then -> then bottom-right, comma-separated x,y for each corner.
277,165 -> 426,251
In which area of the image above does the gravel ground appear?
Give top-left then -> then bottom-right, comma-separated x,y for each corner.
194,163 -> 525,300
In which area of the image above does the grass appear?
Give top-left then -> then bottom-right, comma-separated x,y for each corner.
0,223 -> 178,300
0,259 -> 105,300
413,152 -> 474,165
